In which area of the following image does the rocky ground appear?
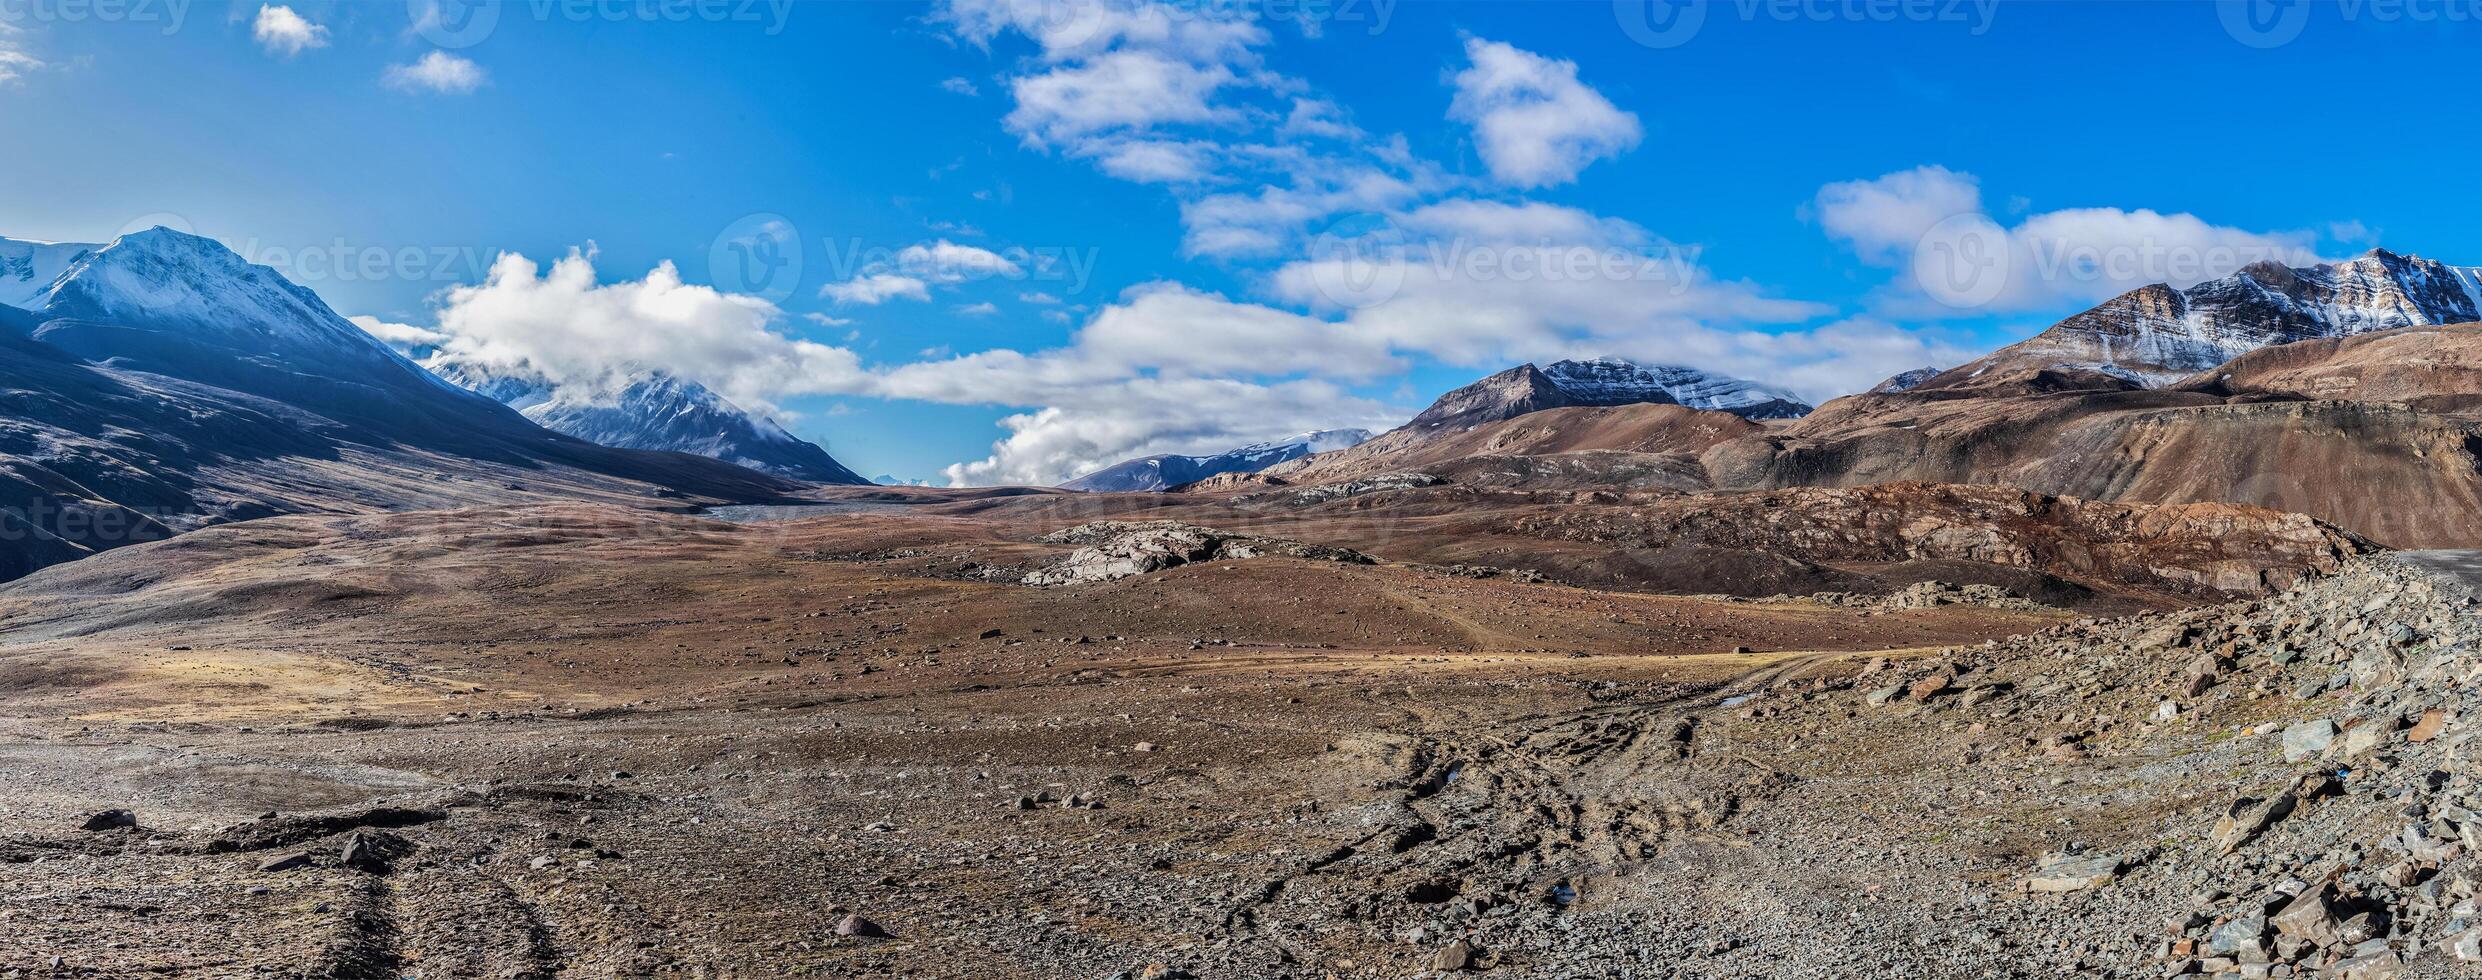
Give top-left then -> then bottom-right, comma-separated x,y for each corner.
0,503 -> 2473,978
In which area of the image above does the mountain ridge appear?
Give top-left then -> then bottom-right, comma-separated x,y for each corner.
1062,429 -> 1373,492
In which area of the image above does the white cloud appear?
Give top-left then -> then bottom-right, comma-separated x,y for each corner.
0,26 -> 44,85
1812,165 -> 1983,263
939,76 -> 980,96
252,5 -> 330,57
1005,49 -> 1240,144
804,312 -> 855,327
347,315 -> 448,348
1815,165 -> 2328,315
1087,139 -> 1215,183
822,274 -> 932,305
955,301 -> 1001,316
935,0 -> 1265,64
938,378 -> 1398,487
1019,291 -> 1062,304
896,239 -> 1022,281
1448,38 -> 1641,189
421,250 -> 870,413
384,51 -> 487,94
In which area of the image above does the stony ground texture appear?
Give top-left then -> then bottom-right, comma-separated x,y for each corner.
0,505 -> 2473,978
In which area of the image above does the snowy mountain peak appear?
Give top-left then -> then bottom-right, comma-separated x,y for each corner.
422,355 -> 866,484
1869,367 -> 1942,394
1540,357 -> 1812,419
1061,428 -> 1376,492
1928,250 -> 2482,390
30,226 -> 407,364
0,236 -> 95,311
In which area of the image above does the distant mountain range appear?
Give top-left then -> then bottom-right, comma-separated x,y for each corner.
421,358 -> 868,485
0,227 -> 796,580
1062,429 -> 1373,492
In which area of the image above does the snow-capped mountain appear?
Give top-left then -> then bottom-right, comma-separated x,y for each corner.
0,238 -> 93,310
423,358 -> 868,485
1061,429 -> 1374,492
0,226 -> 800,581
1,228 -> 474,426
1539,358 -> 1813,419
1403,358 -> 1808,437
1926,249 -> 2482,390
1869,367 -> 1942,394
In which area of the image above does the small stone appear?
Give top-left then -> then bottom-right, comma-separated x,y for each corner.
2270,885 -> 2342,948
2027,852 -> 2119,893
79,809 -> 137,832
257,852 -> 314,873
2281,720 -> 2336,763
1907,673 -> 1954,702
834,913 -> 888,938
2408,709 -> 2447,744
2206,913 -> 2269,959
1431,940 -> 1476,972
1133,742 -> 1159,753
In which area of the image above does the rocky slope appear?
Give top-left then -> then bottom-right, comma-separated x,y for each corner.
1239,403 -> 1764,491
1060,429 -> 1371,492
1708,324 -> 2482,549
425,359 -> 868,484
0,228 -> 798,580
1923,250 -> 2482,390
1538,358 -> 1811,419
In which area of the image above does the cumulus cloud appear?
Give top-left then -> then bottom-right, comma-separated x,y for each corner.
384,51 -> 487,94
935,378 -> 1399,487
1447,38 -> 1641,189
822,273 -> 932,305
252,5 -> 330,57
1005,50 -> 1241,144
419,249 -> 869,413
955,301 -> 1001,316
939,76 -> 980,96
897,239 -> 1022,281
347,315 -> 448,348
1815,165 -> 2328,314
0,26 -> 45,85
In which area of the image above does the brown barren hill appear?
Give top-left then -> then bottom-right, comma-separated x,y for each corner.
1700,325 -> 2482,548
1233,403 -> 1766,490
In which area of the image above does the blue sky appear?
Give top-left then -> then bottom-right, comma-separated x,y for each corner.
1,0 -> 2476,484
